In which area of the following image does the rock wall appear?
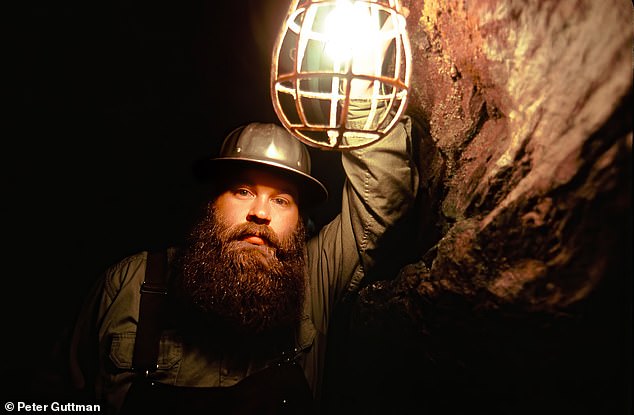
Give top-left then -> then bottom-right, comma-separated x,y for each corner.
322,1 -> 632,414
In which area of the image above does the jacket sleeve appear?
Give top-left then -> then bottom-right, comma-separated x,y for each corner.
305,114 -> 419,330
67,275 -> 106,397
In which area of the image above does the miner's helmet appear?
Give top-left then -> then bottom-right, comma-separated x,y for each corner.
198,122 -> 328,208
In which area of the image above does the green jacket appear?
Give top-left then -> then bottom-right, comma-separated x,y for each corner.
66,117 -> 418,414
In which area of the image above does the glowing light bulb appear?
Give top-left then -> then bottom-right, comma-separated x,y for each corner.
323,1 -> 377,63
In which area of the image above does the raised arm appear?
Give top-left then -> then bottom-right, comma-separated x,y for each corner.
306,9 -> 418,314
306,113 -> 418,307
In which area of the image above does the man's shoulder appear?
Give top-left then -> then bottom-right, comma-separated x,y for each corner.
107,250 -> 147,273
107,247 -> 179,270
100,251 -> 147,295
104,247 -> 180,287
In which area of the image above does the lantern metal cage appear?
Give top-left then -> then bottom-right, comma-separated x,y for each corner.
271,0 -> 412,150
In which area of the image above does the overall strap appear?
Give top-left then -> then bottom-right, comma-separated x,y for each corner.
131,250 -> 168,374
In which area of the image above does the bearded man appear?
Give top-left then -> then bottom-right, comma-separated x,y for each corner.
42,118 -> 418,414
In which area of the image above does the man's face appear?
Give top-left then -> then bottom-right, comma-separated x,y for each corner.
214,167 -> 301,246
180,167 -> 306,335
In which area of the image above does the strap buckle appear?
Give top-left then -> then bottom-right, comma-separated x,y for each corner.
140,282 -> 168,295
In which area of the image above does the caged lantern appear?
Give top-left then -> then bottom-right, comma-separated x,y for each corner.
270,0 -> 412,150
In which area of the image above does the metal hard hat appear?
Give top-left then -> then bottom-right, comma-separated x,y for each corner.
205,122 -> 328,207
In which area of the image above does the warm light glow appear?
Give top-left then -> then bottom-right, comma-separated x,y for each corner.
271,0 -> 412,150
323,1 -> 377,63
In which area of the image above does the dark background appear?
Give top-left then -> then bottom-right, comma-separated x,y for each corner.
8,1 -> 345,397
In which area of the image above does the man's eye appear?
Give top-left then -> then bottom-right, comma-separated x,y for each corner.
235,188 -> 252,197
272,197 -> 290,207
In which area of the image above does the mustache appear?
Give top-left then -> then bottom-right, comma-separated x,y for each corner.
222,222 -> 282,250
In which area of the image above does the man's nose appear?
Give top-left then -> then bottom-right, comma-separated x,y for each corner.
246,197 -> 271,225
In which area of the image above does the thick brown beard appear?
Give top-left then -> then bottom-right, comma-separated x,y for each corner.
180,204 -> 306,335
